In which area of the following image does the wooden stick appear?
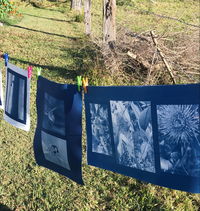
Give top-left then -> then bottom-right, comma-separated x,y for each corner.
180,71 -> 200,75
150,31 -> 176,84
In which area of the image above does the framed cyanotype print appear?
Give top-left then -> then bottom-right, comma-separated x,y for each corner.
4,63 -> 30,131
34,76 -> 83,184
0,68 -> 4,109
85,84 -> 200,193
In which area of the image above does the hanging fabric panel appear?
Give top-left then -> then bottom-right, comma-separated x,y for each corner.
85,83 -> 200,193
4,63 -> 31,131
34,76 -> 83,184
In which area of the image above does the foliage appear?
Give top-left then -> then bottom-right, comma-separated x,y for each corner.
0,1 -> 199,210
0,0 -> 16,18
74,13 -> 84,22
0,0 -> 22,24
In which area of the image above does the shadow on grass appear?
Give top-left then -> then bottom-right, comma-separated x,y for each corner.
9,40 -> 103,81
114,177 -> 167,210
87,169 -> 168,210
0,204 -> 12,211
9,57 -> 84,80
22,13 -> 73,23
29,1 -> 69,13
9,25 -> 79,40
127,180 -> 167,210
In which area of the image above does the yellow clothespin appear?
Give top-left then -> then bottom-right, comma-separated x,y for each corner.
82,77 -> 88,94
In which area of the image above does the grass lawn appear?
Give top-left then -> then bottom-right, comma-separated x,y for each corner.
0,1 -> 200,210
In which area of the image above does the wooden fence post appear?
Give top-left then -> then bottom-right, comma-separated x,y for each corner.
84,0 -> 92,35
71,0 -> 82,11
103,0 -> 116,46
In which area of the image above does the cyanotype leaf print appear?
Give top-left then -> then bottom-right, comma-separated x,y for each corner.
139,106 -> 151,131
110,101 -> 155,173
129,103 -> 140,119
157,104 -> 200,177
90,103 -> 113,156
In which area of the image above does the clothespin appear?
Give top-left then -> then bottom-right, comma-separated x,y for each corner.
82,77 -> 88,94
77,76 -> 82,92
27,66 -> 33,79
36,67 -> 42,79
3,53 -> 9,66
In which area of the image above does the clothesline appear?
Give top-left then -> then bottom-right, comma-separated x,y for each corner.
0,57 -> 200,193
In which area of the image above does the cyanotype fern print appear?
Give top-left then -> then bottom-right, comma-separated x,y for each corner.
157,104 -> 200,177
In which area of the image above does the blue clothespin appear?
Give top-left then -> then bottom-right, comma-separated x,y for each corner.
77,76 -> 82,92
3,53 -> 9,66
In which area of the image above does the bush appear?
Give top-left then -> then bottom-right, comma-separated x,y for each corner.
0,0 -> 16,18
74,13 -> 84,23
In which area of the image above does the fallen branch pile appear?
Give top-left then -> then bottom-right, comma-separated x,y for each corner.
92,27 -> 199,85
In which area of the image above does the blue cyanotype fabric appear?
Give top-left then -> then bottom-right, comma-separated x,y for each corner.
34,76 -> 83,184
0,67 -> 4,109
4,63 -> 31,131
85,83 -> 200,193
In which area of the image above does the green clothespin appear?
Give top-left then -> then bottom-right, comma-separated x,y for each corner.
36,67 -> 42,79
77,76 -> 82,92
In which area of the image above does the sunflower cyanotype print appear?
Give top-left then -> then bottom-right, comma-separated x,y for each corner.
90,103 -> 113,156
110,101 -> 155,173
157,104 -> 200,177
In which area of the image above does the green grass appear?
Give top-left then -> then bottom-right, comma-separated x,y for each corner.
116,0 -> 199,33
0,1 -> 200,210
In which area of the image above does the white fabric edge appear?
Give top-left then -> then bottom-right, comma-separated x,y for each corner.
4,62 -> 31,132
7,63 -> 28,77
4,113 -> 30,131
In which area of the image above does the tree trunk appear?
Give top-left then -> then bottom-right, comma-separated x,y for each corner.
84,0 -> 92,35
103,0 -> 116,46
71,0 -> 82,11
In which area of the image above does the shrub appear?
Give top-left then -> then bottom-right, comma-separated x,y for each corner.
74,13 -> 84,22
0,0 -> 16,18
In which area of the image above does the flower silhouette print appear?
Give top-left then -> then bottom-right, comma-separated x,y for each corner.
41,131 -> 71,170
157,104 -> 200,177
48,145 -> 59,155
42,93 -> 65,136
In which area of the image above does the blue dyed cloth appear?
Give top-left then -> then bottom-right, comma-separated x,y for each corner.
4,63 -> 30,131
0,68 -> 3,109
85,83 -> 200,193
34,76 -> 83,184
